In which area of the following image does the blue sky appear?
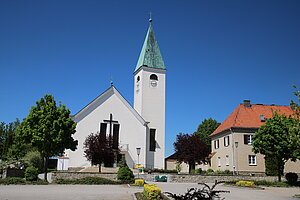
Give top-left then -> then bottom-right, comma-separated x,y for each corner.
1,0 -> 299,157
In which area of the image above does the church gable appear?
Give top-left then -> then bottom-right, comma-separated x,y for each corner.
69,86 -> 148,168
73,86 -> 146,126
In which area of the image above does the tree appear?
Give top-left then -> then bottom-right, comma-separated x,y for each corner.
194,118 -> 220,150
252,112 -> 298,181
174,133 -> 210,173
17,94 -> 78,181
290,85 -> 300,159
84,132 -> 118,172
0,119 -> 20,161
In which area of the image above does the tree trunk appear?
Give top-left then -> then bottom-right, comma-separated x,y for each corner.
188,161 -> 195,174
278,165 -> 281,182
44,156 -> 49,182
99,164 -> 101,173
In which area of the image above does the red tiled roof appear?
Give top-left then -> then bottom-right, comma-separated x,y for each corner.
211,104 -> 294,136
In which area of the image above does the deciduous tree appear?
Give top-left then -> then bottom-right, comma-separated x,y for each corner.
174,133 -> 210,173
252,112 -> 298,181
84,132 -> 118,172
0,119 -> 20,160
18,94 -> 78,181
194,118 -> 220,150
290,85 -> 300,159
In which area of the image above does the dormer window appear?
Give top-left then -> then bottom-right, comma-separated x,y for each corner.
260,115 -> 266,122
150,74 -> 158,80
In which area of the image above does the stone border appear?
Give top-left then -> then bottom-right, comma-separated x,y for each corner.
52,171 -> 286,183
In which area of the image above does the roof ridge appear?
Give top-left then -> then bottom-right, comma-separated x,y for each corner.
232,104 -> 241,127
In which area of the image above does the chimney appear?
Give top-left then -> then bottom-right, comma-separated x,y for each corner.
244,100 -> 251,107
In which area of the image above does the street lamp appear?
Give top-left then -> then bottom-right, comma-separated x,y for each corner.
136,147 -> 141,178
235,142 -> 238,175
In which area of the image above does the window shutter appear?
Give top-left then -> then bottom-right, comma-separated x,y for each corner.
100,123 -> 107,141
112,124 -> 120,149
244,135 -> 248,144
150,129 -> 156,151
224,137 -> 226,146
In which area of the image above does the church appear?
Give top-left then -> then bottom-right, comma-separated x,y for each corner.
67,19 -> 166,170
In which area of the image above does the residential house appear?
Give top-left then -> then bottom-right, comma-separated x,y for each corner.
210,100 -> 300,174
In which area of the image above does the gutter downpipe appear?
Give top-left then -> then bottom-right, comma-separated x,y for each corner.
230,128 -> 235,175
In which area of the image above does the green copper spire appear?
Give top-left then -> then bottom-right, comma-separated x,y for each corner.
135,18 -> 166,72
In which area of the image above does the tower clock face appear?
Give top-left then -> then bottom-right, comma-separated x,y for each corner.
150,80 -> 157,87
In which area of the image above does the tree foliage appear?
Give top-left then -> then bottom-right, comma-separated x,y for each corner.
194,118 -> 220,150
17,94 -> 78,181
0,119 -> 20,160
84,132 -> 118,172
290,85 -> 300,159
174,133 -> 210,173
252,112 -> 298,181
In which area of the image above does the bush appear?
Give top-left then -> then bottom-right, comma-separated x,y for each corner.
143,168 -> 177,174
23,151 -> 44,173
285,172 -> 298,184
225,180 -> 291,187
0,177 -> 26,185
117,156 -> 127,168
54,177 -> 119,185
206,169 -> 214,174
215,170 -> 232,175
117,166 -> 134,183
133,179 -> 145,186
236,181 -> 256,187
143,184 -> 161,200
25,166 -> 39,181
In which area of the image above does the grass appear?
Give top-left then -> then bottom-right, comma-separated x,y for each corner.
0,177 -> 48,185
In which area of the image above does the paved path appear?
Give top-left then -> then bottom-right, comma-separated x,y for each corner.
152,182 -> 300,200
1,183 -> 299,200
0,184 -> 143,200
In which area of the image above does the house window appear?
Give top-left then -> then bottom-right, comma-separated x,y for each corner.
214,139 -> 219,149
218,157 -> 221,167
226,155 -> 229,166
248,155 -> 256,166
224,136 -> 230,147
244,134 -> 254,145
150,129 -> 156,151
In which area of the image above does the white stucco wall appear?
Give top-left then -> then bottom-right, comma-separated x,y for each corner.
69,89 -> 147,169
134,67 -> 166,169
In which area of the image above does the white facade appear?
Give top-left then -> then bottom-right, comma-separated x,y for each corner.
134,66 -> 166,169
68,87 -> 149,169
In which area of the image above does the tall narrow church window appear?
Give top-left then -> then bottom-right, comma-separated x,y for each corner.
150,129 -> 156,151
112,124 -> 120,149
150,74 -> 158,80
137,76 -> 140,82
99,123 -> 107,141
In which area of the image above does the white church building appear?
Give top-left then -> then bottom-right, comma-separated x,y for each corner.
67,19 -> 166,170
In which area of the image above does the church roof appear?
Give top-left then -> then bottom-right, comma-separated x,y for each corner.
135,21 -> 166,72
72,86 -> 147,126
210,101 -> 294,136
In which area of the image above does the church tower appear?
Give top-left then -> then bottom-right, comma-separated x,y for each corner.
134,18 -> 166,169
